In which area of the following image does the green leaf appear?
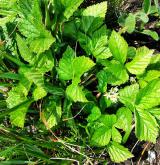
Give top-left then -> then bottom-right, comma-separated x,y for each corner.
91,26 -> 111,59
143,0 -> 151,14
58,47 -> 95,80
0,0 -> 17,26
112,127 -> 122,143
135,109 -> 158,143
126,46 -> 154,75
136,79 -> 160,110
81,1 -> 107,33
97,70 -> 108,93
87,106 -> 101,122
142,30 -> 159,41
98,114 -> 117,128
107,142 -> 133,163
42,98 -> 62,129
25,24 -> 55,54
6,81 -> 31,127
18,0 -> 55,54
16,34 -> 33,64
91,126 -> 111,147
125,13 -> 136,33
136,11 -> 149,23
127,46 -> 136,59
34,50 -> 54,73
0,72 -> 20,80
54,0 -> 84,20
44,83 -> 64,96
33,86 -> 47,101
6,83 -> 30,109
58,46 -> 75,80
103,60 -> 129,85
73,56 -> 95,78
143,70 -> 160,82
138,79 -> 148,88
17,0 -> 42,22
119,84 -> 139,110
20,67 -> 44,87
115,107 -> 132,132
66,81 -> 87,102
150,53 -> 160,64
78,26 -> 111,59
109,30 -> 128,64
147,108 -> 160,121
154,0 -> 160,13
9,102 -> 30,128
63,0 -> 84,20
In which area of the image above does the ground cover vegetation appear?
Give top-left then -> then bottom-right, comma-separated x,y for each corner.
0,0 -> 160,164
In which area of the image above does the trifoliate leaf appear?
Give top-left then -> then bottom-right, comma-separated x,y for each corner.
115,107 -> 132,132
136,79 -> 160,110
91,126 -> 111,147
107,142 -> 133,163
126,46 -> 154,75
119,84 -> 139,110
135,109 -> 158,143
109,30 -> 128,64
81,1 -> 107,33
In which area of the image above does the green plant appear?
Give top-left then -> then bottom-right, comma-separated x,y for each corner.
0,0 -> 160,164
118,0 -> 160,40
